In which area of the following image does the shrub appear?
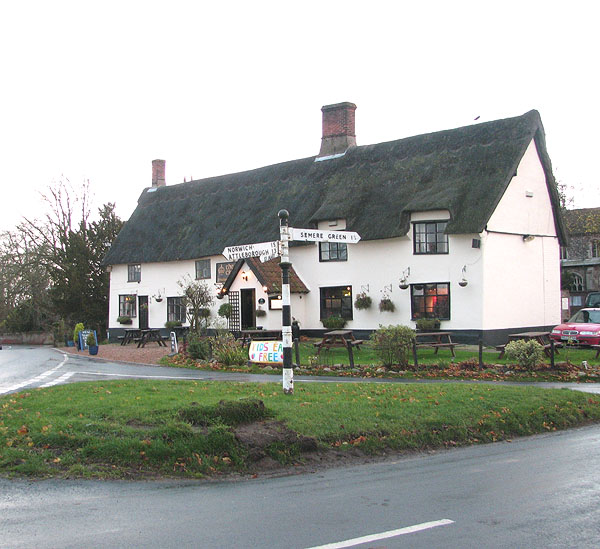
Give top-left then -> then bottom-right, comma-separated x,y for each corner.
322,316 -> 347,330
86,332 -> 97,347
187,333 -> 211,360
178,399 -> 269,426
73,323 -> 84,345
211,332 -> 248,366
117,316 -> 132,324
354,292 -> 372,310
255,308 -> 266,317
504,339 -> 544,370
218,303 -> 233,319
415,318 -> 441,331
370,324 -> 416,368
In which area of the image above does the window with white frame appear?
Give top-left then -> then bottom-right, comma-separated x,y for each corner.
167,297 -> 186,323
119,295 -> 137,317
128,264 -> 141,282
195,259 -> 211,279
569,273 -> 584,293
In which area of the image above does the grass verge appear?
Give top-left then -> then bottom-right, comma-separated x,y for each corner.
2,379 -> 600,479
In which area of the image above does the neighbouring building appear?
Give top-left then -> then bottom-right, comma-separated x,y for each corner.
102,102 -> 567,344
560,207 -> 600,317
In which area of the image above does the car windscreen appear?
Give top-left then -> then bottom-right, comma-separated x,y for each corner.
569,310 -> 600,323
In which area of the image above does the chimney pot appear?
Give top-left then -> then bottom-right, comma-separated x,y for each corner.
318,102 -> 357,158
152,159 -> 166,187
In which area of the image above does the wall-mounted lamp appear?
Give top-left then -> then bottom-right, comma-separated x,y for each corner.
399,267 -> 410,290
262,285 -> 268,293
458,265 -> 468,287
522,234 -> 535,242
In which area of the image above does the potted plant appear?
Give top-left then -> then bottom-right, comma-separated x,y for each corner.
117,316 -> 132,325
379,297 -> 395,312
255,308 -> 266,317
86,331 -> 98,355
73,323 -> 84,350
322,316 -> 347,330
354,292 -> 372,310
415,317 -> 441,331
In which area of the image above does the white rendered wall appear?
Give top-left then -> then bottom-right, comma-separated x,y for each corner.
482,139 -> 561,329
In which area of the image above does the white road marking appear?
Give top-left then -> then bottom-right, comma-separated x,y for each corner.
0,355 -> 68,394
79,371 -> 204,380
306,519 -> 455,549
40,372 -> 74,388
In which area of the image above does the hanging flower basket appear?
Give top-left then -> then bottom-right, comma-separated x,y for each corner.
379,298 -> 395,312
354,292 -> 372,310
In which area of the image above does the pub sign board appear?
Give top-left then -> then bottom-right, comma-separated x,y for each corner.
216,261 -> 236,284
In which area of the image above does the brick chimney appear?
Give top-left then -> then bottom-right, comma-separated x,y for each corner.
151,159 -> 166,187
317,102 -> 357,158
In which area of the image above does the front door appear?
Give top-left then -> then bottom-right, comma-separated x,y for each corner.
240,288 -> 256,329
138,296 -> 149,329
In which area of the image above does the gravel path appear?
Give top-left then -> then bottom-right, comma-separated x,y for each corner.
59,343 -> 172,365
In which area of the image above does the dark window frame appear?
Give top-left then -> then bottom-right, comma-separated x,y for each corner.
119,294 -> 137,317
319,241 -> 348,262
320,286 -> 353,320
167,296 -> 187,323
413,221 -> 449,255
195,258 -> 211,280
127,263 -> 141,282
410,282 -> 450,320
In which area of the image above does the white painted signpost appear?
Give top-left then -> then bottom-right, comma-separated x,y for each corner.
222,214 -> 361,395
222,241 -> 280,261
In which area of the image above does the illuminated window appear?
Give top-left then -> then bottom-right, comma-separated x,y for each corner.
320,286 -> 353,320
119,294 -> 137,317
411,283 -> 450,320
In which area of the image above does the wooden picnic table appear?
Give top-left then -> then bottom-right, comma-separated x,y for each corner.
314,329 -> 365,368
120,328 -> 141,346
496,331 -> 560,358
314,330 -> 365,355
415,331 -> 458,357
137,329 -> 167,348
240,329 -> 282,347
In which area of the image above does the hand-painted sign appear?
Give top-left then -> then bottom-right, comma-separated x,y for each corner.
216,261 -> 236,283
222,241 -> 280,261
289,228 -> 361,243
248,340 -> 283,364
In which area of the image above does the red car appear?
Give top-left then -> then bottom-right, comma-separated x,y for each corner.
550,308 -> 600,346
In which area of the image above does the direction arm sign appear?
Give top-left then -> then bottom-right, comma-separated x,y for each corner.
289,228 -> 361,243
222,240 -> 280,261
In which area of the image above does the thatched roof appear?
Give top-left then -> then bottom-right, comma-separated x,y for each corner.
103,110 -> 566,265
563,208 -> 600,235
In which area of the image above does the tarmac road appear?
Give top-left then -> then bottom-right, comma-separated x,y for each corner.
1,424 -> 600,548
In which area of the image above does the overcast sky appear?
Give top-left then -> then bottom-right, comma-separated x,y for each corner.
1,0 -> 597,231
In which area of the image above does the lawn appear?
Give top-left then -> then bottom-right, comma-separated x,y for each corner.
2,379 -> 600,479
163,339 -> 600,383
